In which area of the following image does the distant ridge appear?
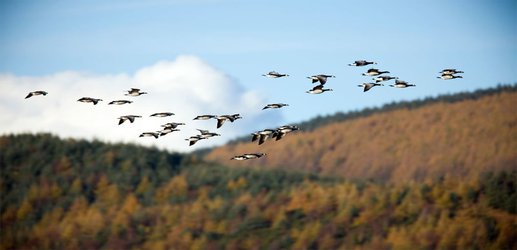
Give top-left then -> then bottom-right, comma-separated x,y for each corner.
206,84 -> 517,183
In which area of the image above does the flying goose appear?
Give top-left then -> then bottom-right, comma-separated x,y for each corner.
437,74 -> 463,80
307,74 -> 335,85
216,114 -> 242,129
139,132 -> 160,139
159,127 -> 180,136
306,84 -> 333,94
161,122 -> 186,129
374,75 -> 398,83
25,91 -> 48,99
439,69 -> 464,75
185,135 -> 205,146
125,88 -> 148,96
273,125 -> 299,141
197,129 -> 221,139
150,112 -> 175,117
109,100 -> 132,105
231,155 -> 249,161
362,68 -> 390,76
252,129 -> 276,145
78,97 -> 103,105
118,115 -> 142,125
263,103 -> 289,110
242,153 -> 266,159
193,115 -> 216,120
390,80 -> 416,88
349,60 -> 377,66
358,83 -> 384,92
262,71 -> 289,78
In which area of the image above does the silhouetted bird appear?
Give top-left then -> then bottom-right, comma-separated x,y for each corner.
25,91 -> 48,99
262,71 -> 289,78
358,83 -> 384,92
349,60 -> 376,66
125,88 -> 148,96
78,97 -> 103,105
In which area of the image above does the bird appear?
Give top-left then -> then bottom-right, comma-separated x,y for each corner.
161,122 -> 185,129
358,83 -> 384,92
306,84 -> 333,94
185,135 -> 204,146
77,97 -> 103,105
193,115 -> 216,120
262,71 -> 289,78
252,129 -> 276,145
273,125 -> 299,141
139,132 -> 159,139
349,60 -> 377,66
262,103 -> 289,110
362,68 -> 390,76
25,91 -> 48,99
390,80 -> 416,88
231,155 -> 249,161
242,153 -> 266,159
150,112 -> 175,117
307,74 -> 335,85
108,100 -> 132,105
118,115 -> 142,125
197,129 -> 221,139
439,69 -> 464,75
374,75 -> 398,83
437,74 -> 463,80
215,114 -> 242,129
159,127 -> 180,136
125,88 -> 148,96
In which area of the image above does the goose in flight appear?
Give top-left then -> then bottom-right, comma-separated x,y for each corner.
306,84 -> 333,94
161,122 -> 185,129
231,153 -> 267,160
358,83 -> 384,92
118,115 -> 142,125
252,129 -> 276,145
194,115 -> 216,120
125,88 -> 148,96
216,114 -> 242,129
185,135 -> 204,146
273,125 -> 299,141
263,103 -> 289,110
374,75 -> 398,83
262,71 -> 289,78
159,127 -> 180,136
150,112 -> 175,117
197,129 -> 221,139
439,69 -> 464,75
307,74 -> 335,85
139,132 -> 160,139
25,91 -> 48,99
362,68 -> 390,76
437,74 -> 463,80
390,80 -> 416,88
349,60 -> 376,66
78,97 -> 103,105
109,100 -> 132,105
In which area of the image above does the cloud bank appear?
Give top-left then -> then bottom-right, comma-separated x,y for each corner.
0,56 -> 282,152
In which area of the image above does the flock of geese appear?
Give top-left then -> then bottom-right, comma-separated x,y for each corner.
24,60 -> 463,161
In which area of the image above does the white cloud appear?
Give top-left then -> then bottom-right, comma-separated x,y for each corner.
0,55 -> 283,152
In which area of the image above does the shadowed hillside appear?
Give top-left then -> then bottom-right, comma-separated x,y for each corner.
206,86 -> 517,183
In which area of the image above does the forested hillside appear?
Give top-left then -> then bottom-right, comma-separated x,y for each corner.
206,85 -> 517,183
1,133 -> 516,249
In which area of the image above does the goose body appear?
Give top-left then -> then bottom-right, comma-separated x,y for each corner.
159,128 -> 180,136
185,135 -> 204,146
307,74 -> 335,85
349,60 -> 377,66
273,125 -> 299,141
262,71 -> 289,78
390,80 -> 415,88
374,75 -> 398,83
25,91 -> 48,99
231,153 -> 267,160
125,88 -> 148,96
161,122 -> 185,129
439,69 -> 464,75
197,129 -> 220,139
216,114 -> 242,128
255,129 -> 276,145
194,115 -> 216,120
358,83 -> 384,92
78,97 -> 103,105
139,132 -> 159,139
306,84 -> 333,94
437,74 -> 463,80
263,103 -> 289,110
150,112 -> 175,117
362,68 -> 390,76
118,115 -> 142,125
231,155 -> 249,161
109,100 -> 132,105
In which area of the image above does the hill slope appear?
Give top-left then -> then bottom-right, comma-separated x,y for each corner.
205,87 -> 517,183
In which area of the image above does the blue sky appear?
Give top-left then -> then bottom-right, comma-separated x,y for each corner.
0,0 -> 516,150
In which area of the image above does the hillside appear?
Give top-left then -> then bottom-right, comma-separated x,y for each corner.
1,134 -> 516,249
206,86 -> 517,183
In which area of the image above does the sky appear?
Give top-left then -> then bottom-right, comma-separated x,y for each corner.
1,0 -> 516,152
